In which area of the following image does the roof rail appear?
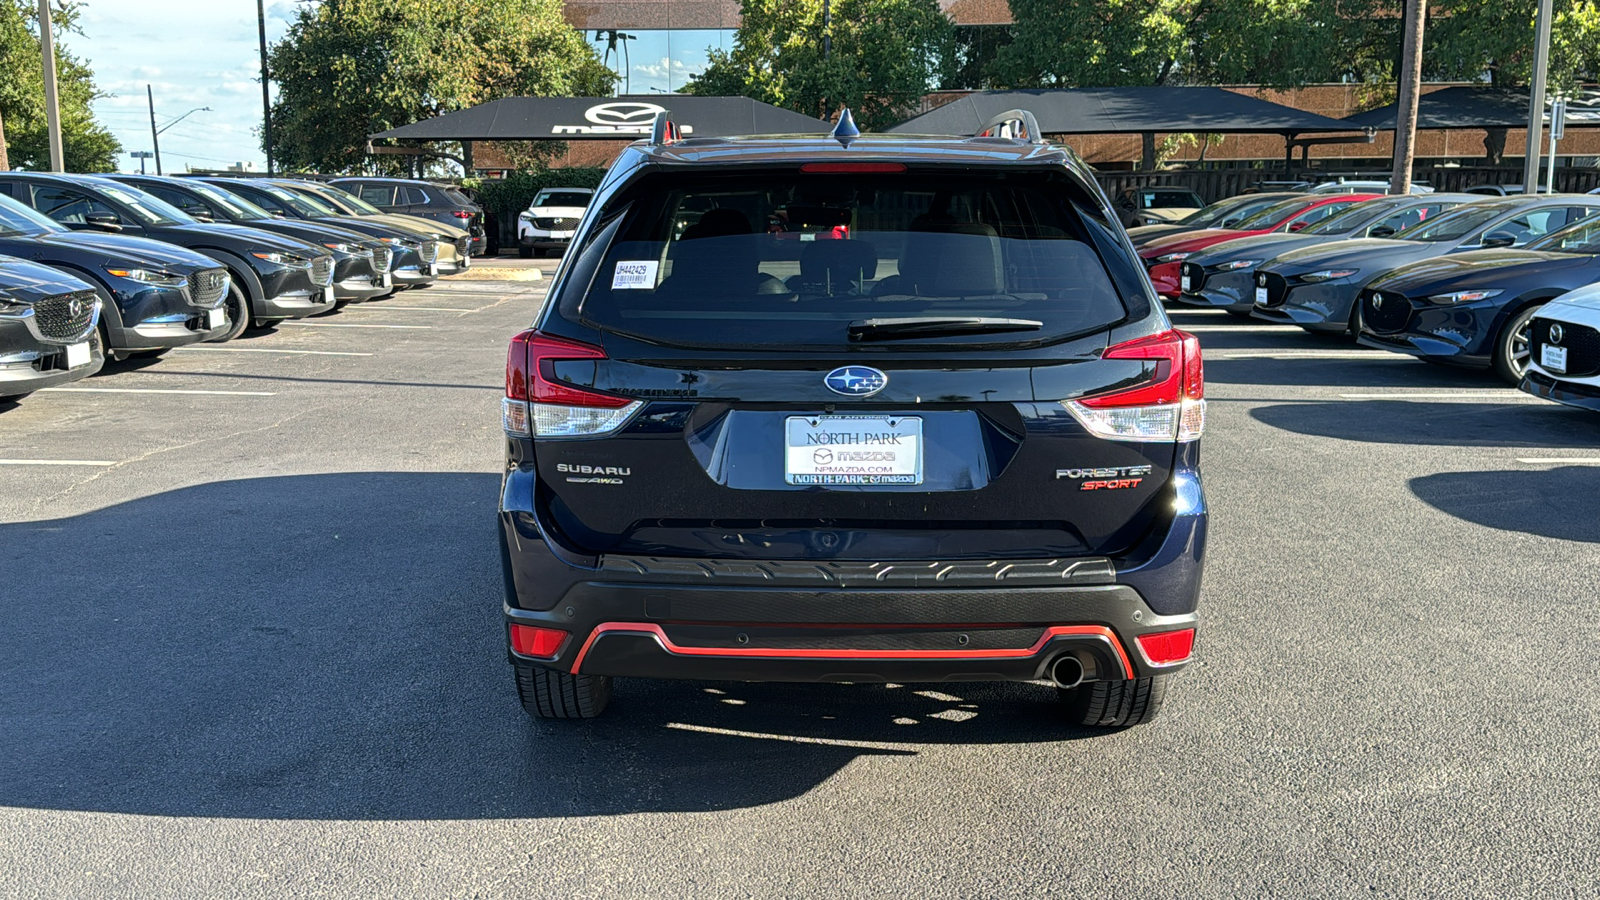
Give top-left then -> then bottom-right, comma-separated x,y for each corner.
977,109 -> 1045,143
650,110 -> 682,146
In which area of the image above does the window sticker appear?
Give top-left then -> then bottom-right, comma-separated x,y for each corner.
612,260 -> 659,289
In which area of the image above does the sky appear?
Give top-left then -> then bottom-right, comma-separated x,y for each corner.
76,0 -> 296,174
69,1 -> 732,174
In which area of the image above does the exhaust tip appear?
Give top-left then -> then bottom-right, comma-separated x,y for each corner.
1050,654 -> 1085,690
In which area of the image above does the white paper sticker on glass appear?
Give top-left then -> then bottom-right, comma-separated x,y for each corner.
612,260 -> 659,290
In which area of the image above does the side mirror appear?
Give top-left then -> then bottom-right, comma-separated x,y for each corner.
185,207 -> 214,223
1481,231 -> 1517,249
1288,221 -> 1309,232
83,211 -> 122,232
1368,225 -> 1396,238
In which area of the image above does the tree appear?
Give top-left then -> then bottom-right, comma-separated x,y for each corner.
267,0 -> 614,174
0,0 -> 121,172
685,0 -> 955,132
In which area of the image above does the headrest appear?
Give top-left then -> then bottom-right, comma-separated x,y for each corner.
896,225 -> 1004,296
798,240 -> 878,294
681,208 -> 752,240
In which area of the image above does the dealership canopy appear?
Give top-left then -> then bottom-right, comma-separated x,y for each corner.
887,88 -> 1363,136
368,96 -> 830,142
1342,86 -> 1600,130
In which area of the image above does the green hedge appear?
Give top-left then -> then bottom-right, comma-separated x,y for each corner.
466,168 -> 607,217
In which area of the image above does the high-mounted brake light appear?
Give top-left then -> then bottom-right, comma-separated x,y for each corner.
1064,330 -> 1205,442
800,163 -> 907,174
503,330 -> 642,438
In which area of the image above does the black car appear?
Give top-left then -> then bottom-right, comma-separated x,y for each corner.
109,175 -> 394,305
0,193 -> 231,358
1357,214 -> 1600,384
329,177 -> 486,255
0,173 -> 336,336
276,180 -> 470,277
498,110 -> 1208,725
197,178 -> 440,289
1124,192 -> 1304,248
0,255 -> 103,401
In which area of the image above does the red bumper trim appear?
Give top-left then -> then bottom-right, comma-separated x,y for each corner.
568,623 -> 1134,679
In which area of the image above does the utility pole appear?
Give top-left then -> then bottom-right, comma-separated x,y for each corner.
1390,0 -> 1426,194
1522,0 -> 1554,193
38,0 -> 64,172
258,0 -> 274,176
148,85 -> 162,175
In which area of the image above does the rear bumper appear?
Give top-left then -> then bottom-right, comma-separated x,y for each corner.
499,466 -> 1207,684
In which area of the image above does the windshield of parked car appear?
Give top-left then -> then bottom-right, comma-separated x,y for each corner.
313,185 -> 385,216
0,194 -> 66,235
1177,194 -> 1265,226
98,184 -> 192,226
1529,218 -> 1600,253
1233,198 -> 1310,230
1393,203 -> 1503,241
1302,197 -> 1403,235
534,190 -> 593,208
567,171 -> 1131,350
185,182 -> 274,221
263,184 -> 339,216
443,187 -> 475,207
1139,190 -> 1202,209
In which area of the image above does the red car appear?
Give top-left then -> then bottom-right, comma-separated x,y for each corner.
1140,194 -> 1383,298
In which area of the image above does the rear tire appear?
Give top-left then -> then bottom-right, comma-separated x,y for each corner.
1060,675 -> 1169,727
1493,304 -> 1541,386
514,664 -> 612,719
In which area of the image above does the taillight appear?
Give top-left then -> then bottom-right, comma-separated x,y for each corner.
1064,329 -> 1205,442
452,210 -> 472,219
1135,627 -> 1195,665
510,624 -> 569,658
503,330 -> 642,438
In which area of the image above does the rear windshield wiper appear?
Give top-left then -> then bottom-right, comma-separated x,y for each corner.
847,316 -> 1044,341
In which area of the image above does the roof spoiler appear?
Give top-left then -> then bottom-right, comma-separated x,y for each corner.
977,109 -> 1045,143
649,110 -> 682,146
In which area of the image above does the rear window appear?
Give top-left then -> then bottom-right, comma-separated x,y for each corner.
562,170 -> 1131,350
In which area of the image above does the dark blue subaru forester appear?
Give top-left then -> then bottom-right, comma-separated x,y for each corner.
499,111 -> 1207,726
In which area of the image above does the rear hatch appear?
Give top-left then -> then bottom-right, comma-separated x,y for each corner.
513,165 -> 1201,561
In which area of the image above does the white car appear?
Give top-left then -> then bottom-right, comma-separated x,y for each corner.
516,187 -> 594,258
1520,282 -> 1600,411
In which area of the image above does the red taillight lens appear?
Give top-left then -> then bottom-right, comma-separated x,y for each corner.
504,330 -> 642,438
799,162 -> 907,174
1064,330 -> 1205,442
510,624 -> 569,658
1136,628 -> 1195,665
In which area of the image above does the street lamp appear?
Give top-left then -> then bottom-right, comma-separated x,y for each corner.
146,85 -> 210,176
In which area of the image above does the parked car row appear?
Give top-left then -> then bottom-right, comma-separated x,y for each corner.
0,172 -> 474,404
1130,189 -> 1600,397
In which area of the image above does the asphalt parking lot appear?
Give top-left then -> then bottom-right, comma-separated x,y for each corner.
2,266 -> 1597,897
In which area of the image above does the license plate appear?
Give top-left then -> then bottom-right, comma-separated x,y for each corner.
206,307 -> 224,329
64,342 -> 90,368
1255,286 -> 1268,305
381,272 -> 392,288
785,415 -> 923,486
1180,275 -> 1191,292
461,254 -> 471,269
1542,344 -> 1569,374
324,287 -> 337,304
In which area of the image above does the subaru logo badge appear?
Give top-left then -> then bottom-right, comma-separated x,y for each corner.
824,366 -> 887,397
1549,323 -> 1565,344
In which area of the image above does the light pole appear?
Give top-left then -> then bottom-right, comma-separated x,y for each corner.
146,88 -> 210,176
38,0 -> 64,171
258,0 -> 274,176
1522,0 -> 1554,193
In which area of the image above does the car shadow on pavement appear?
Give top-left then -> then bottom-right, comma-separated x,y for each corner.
1204,356 -> 1496,389
1409,466 -> 1600,543
0,473 -> 1103,822
1250,400 -> 1600,448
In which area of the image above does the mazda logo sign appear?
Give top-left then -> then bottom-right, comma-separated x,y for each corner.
1549,322 -> 1565,344
68,297 -> 85,317
554,101 -> 693,136
585,102 -> 666,126
1371,294 -> 1383,310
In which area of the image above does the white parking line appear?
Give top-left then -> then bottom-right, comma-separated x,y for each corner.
1167,308 -> 1229,315
342,306 -> 474,313
1214,350 -> 1406,360
1339,391 -> 1531,400
280,322 -> 431,330
41,388 -> 277,396
1518,457 -> 1600,465
1182,325 -> 1294,333
175,347 -> 374,357
0,458 -> 117,466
